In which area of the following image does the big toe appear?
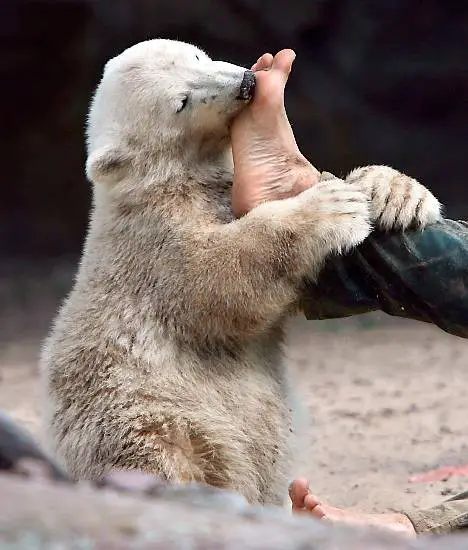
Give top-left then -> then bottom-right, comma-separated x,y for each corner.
289,478 -> 309,510
252,49 -> 295,107
271,49 -> 296,75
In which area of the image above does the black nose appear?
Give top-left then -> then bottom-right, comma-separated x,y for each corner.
237,70 -> 256,100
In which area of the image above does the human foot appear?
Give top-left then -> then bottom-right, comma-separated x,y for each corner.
231,50 -> 320,217
289,479 -> 417,537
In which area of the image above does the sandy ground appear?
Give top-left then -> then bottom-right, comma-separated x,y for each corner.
1,263 -> 467,516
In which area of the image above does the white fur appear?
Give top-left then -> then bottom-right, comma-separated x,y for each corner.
343,166 -> 442,230
40,39 -> 441,508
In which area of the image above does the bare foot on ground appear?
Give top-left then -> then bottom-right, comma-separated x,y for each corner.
231,50 -> 320,216
289,479 -> 416,537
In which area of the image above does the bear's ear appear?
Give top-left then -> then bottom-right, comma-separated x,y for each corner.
86,146 -> 132,185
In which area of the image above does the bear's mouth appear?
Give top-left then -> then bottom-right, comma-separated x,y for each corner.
236,70 -> 256,101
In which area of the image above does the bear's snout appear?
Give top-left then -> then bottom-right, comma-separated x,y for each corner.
237,70 -> 256,101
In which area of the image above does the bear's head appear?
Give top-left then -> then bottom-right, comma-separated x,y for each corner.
85,39 -> 255,185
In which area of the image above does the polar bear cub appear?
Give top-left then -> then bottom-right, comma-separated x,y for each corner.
40,38 -> 441,507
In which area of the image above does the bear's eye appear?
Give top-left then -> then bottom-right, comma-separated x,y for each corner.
177,95 -> 189,113
195,55 -> 200,61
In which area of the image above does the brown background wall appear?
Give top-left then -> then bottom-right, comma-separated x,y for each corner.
2,0 -> 467,257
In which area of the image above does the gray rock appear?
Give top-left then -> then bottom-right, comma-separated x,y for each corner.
1,472 -> 468,549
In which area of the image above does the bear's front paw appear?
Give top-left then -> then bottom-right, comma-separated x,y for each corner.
299,177 -> 372,255
346,166 -> 442,231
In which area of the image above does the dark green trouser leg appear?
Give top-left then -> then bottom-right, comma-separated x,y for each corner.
403,491 -> 468,534
301,219 -> 468,340
301,219 -> 468,534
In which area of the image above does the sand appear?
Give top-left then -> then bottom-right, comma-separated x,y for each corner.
1,264 -> 467,516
